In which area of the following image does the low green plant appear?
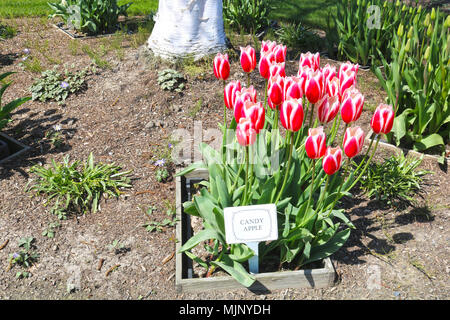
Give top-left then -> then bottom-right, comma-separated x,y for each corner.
29,67 -> 88,104
375,9 -> 450,160
42,221 -> 61,238
0,23 -> 16,39
275,21 -> 321,54
18,56 -> 44,74
81,44 -> 111,69
27,153 -> 132,219
157,69 -> 186,92
0,72 -> 31,130
155,168 -> 169,182
48,0 -> 133,35
360,154 -> 431,205
143,205 -> 178,233
8,237 -> 39,279
223,0 -> 272,35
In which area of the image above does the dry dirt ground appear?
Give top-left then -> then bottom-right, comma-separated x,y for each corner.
0,18 -> 448,300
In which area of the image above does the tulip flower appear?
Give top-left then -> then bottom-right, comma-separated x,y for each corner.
280,98 -> 304,132
343,126 -> 365,158
370,103 -> 395,135
213,53 -> 230,81
224,80 -> 241,110
305,69 -> 324,104
322,64 -> 336,84
317,95 -> 340,124
283,76 -> 303,100
269,62 -> 286,78
338,62 -> 358,98
233,86 -> 257,123
299,52 -> 320,71
340,87 -> 364,124
322,146 -> 343,175
243,101 -> 265,133
261,40 -> 277,55
273,44 -> 287,63
240,46 -> 257,73
259,51 -> 275,79
305,126 -> 327,159
236,117 -> 257,147
268,75 -> 285,108
326,77 -> 339,98
297,66 -> 312,94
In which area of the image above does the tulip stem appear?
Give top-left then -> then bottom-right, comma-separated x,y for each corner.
274,131 -> 293,204
247,144 -> 254,205
316,175 -> 330,213
231,159 -> 245,195
307,159 -> 317,209
247,73 -> 251,88
341,123 -> 348,148
243,146 -> 249,205
274,107 -> 278,130
223,80 -> 227,129
308,102 -> 315,128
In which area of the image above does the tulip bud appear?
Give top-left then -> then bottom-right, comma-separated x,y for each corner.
424,14 -> 430,27
445,15 -> 450,28
395,0 -> 400,6
236,117 -> 257,147
268,75 -> 285,108
428,62 -> 433,73
405,39 -> 411,53
322,147 -> 343,175
224,80 -> 241,110
418,5 -> 422,13
397,24 -> 404,37
427,24 -> 433,37
343,126 -> 365,158
424,46 -> 431,60
370,104 -> 395,135
431,8 -> 436,21
305,127 -> 327,159
280,98 -> 304,132
305,69 -> 324,104
213,53 -> 230,81
240,46 -> 256,73
407,26 -> 413,39
317,95 -> 340,124
341,87 -> 364,124
414,14 -> 419,25
401,4 -> 406,12
243,101 -> 265,133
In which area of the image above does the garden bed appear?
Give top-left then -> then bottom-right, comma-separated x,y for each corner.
175,170 -> 336,293
0,17 -> 448,300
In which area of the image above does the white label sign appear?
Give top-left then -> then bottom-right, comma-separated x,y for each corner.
224,204 -> 278,244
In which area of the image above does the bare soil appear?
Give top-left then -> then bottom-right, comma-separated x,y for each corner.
0,18 -> 448,300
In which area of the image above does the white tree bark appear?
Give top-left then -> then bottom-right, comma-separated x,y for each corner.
147,0 -> 227,61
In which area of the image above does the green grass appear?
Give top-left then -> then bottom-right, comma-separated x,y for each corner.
0,0 -> 158,18
270,0 -> 338,30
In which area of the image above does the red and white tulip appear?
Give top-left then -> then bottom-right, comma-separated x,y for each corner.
370,104 -> 395,135
213,53 -> 230,81
240,46 -> 257,73
322,147 -> 343,175
236,117 -> 257,147
317,95 -> 340,124
340,87 -> 364,124
280,98 -> 304,132
224,80 -> 241,110
343,126 -> 365,158
305,126 -> 327,159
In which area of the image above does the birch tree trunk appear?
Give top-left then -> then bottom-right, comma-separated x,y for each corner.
147,0 -> 227,61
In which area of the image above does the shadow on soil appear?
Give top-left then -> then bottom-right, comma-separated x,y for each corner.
0,106 -> 77,179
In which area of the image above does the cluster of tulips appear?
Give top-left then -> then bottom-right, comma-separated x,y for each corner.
213,41 -> 395,188
177,41 -> 396,287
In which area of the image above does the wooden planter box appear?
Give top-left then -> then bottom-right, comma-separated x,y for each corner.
0,133 -> 30,165
175,168 -> 336,293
